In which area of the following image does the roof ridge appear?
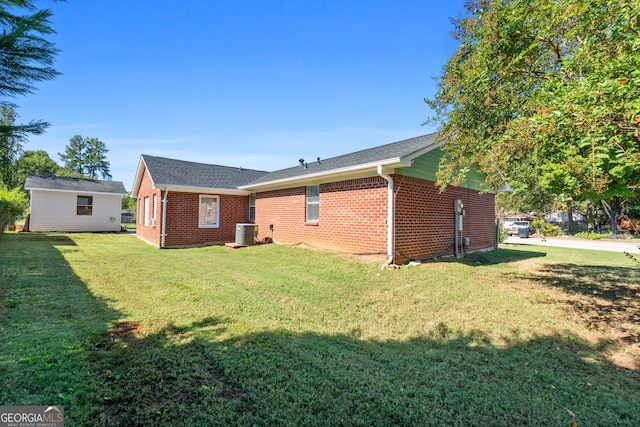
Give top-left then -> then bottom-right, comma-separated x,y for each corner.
141,154 -> 268,173
292,133 -> 434,164
26,173 -> 119,183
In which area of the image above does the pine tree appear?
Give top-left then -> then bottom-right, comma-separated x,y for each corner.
0,1 -> 60,148
59,135 -> 112,179
0,0 -> 60,186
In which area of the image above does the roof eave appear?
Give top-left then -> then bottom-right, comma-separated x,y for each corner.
130,156 -> 151,198
398,138 -> 446,164
25,186 -> 127,196
154,183 -> 251,196
239,158 -> 409,192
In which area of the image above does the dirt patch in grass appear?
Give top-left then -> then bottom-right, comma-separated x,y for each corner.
107,320 -> 150,339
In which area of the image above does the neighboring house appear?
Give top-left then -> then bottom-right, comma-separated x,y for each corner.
131,134 -> 497,263
545,209 -> 587,231
500,211 -> 536,231
24,174 -> 127,232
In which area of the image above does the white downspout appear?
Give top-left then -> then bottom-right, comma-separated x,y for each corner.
161,188 -> 169,248
377,165 -> 394,265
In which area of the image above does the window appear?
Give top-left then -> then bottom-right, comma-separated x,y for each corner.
152,194 -> 157,221
77,195 -> 93,215
306,185 -> 319,222
143,197 -> 150,226
199,195 -> 220,228
248,194 -> 256,221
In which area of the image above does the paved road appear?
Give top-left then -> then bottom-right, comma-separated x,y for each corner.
503,235 -> 640,254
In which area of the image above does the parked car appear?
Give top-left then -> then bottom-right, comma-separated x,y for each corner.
504,220 -> 531,235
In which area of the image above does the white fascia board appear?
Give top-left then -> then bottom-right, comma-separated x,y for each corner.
24,187 -> 127,196
154,184 -> 250,196
131,156 -> 150,198
239,158 -> 409,192
398,139 -> 445,164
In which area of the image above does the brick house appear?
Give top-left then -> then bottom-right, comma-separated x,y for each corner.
131,155 -> 267,248
131,134 -> 496,263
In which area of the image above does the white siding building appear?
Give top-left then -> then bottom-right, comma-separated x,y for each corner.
24,175 -> 127,232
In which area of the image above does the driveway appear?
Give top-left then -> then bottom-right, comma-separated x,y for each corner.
503,235 -> 640,254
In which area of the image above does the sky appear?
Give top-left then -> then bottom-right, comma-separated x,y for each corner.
17,0 -> 466,190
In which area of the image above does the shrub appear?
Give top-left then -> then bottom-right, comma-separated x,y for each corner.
541,222 -> 562,237
575,231 -> 603,240
0,187 -> 29,231
497,224 -> 509,243
531,219 -> 544,232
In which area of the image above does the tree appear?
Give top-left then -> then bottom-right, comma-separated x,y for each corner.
84,137 -> 111,179
0,185 -> 28,230
59,135 -> 112,179
0,1 -> 60,142
12,149 -> 60,188
121,194 -> 136,210
427,0 -> 640,232
0,106 -> 22,186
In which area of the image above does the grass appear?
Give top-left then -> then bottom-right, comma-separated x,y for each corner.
1,232 -> 639,426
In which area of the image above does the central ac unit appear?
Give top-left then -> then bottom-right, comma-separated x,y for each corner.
235,223 -> 258,245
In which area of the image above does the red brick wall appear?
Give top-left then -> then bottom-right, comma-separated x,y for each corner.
394,175 -> 496,263
163,192 -> 250,248
254,177 -> 388,255
135,168 -> 251,248
137,168 -> 496,259
135,168 -> 162,247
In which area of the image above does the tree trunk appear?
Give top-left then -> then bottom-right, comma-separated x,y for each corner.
607,197 -> 622,234
567,201 -> 574,235
586,200 -> 595,231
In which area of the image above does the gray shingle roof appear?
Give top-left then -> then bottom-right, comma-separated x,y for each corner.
245,133 -> 438,185
25,174 -> 127,194
142,155 -> 268,190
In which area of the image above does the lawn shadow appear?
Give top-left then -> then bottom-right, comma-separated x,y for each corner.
523,263 -> 640,345
0,233 -> 121,420
432,247 -> 547,266
3,233 -> 639,425
82,318 -> 640,426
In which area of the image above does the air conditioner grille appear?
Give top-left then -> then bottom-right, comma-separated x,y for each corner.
235,223 -> 257,245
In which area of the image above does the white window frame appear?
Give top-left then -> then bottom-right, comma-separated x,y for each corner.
199,195 -> 220,228
306,185 -> 319,222
248,193 -> 256,221
152,194 -> 157,221
77,195 -> 93,216
143,196 -> 150,226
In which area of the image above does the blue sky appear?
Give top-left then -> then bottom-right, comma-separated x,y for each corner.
18,1 -> 465,190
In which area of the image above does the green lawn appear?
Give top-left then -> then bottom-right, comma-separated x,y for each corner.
1,233 -> 639,426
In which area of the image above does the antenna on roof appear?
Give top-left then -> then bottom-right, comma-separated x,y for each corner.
317,157 -> 321,165
299,158 -> 307,168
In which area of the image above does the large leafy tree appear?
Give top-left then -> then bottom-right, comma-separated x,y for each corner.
0,0 -> 60,154
59,135 -> 112,179
427,0 -> 640,232
12,148 -> 60,188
